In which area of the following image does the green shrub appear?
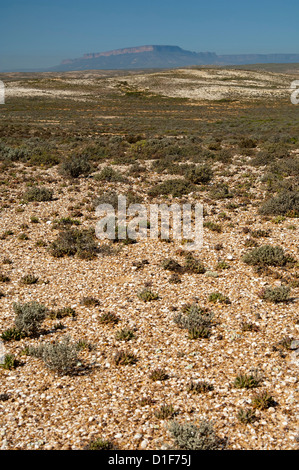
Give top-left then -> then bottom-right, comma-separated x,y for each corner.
184,254 -> 205,274
99,312 -> 120,325
13,301 -> 47,336
137,288 -> 159,302
239,138 -> 257,149
250,229 -> 270,238
215,149 -> 233,163
161,258 -> 183,272
1,327 -> 26,342
240,321 -> 259,332
215,261 -> 230,270
85,438 -> 116,450
203,221 -> 222,233
233,373 -> 260,389
20,274 -> 39,285
115,328 -> 135,341
50,228 -> 99,259
187,380 -> 214,394
173,303 -> 213,338
237,408 -> 257,424
154,404 -> 176,419
80,296 -> 100,307
209,184 -> 232,200
52,217 -> 81,229
149,368 -> 168,381
184,164 -> 213,184
0,354 -> 19,370
188,326 -> 211,339
242,245 -> 294,267
168,420 -> 224,450
94,166 -> 126,182
258,285 -> 291,303
259,190 -> 299,217
251,390 -> 276,410
49,307 -> 76,319
59,155 -> 92,179
148,179 -> 195,198
208,292 -> 231,304
23,186 -> 53,202
113,350 -> 137,366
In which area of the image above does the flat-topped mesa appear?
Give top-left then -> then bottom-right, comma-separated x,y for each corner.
83,46 -> 155,59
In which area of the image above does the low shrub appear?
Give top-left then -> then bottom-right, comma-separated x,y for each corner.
233,372 -> 260,389
23,187 -> 53,202
50,228 -> 99,260
173,303 -> 213,338
184,164 -> 213,184
209,184 -> 232,200
259,190 -> 299,217
187,380 -> 214,394
184,254 -> 205,274
59,155 -> 92,179
237,408 -> 257,424
28,336 -> 79,375
94,166 -> 126,182
208,292 -> 231,304
148,179 -> 196,198
115,328 -> 135,341
85,438 -> 116,451
1,327 -> 25,342
242,245 -> 295,267
99,312 -> 120,325
258,285 -> 291,303
168,420 -> 224,450
137,288 -> 159,302
251,390 -> 276,410
161,258 -> 183,272
149,368 -> 168,381
113,350 -> 137,366
0,354 -> 19,370
154,404 -> 176,420
13,301 -> 48,336
203,221 -> 222,233
20,274 -> 39,285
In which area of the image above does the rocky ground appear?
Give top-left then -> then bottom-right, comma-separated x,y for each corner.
0,160 -> 298,451
0,68 -> 298,451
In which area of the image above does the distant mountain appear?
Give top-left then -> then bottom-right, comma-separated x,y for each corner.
4,46 -> 299,73
49,45 -> 218,71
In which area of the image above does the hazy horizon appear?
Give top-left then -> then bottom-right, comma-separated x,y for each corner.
1,0 -> 299,71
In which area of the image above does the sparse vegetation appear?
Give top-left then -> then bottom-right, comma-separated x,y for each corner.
233,372 -> 261,389
13,301 -> 48,337
23,186 -> 53,202
59,155 -> 92,179
242,245 -> 295,267
149,368 -> 169,381
258,285 -> 291,303
28,336 -> 80,375
0,66 -> 298,451
168,420 -> 224,450
137,288 -> 159,302
113,350 -> 137,366
50,228 -> 99,259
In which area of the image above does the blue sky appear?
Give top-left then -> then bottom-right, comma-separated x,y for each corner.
1,0 -> 299,70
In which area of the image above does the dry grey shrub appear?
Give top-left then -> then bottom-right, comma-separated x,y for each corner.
28,336 -> 79,375
173,303 -> 213,332
168,420 -> 224,450
13,301 -> 48,336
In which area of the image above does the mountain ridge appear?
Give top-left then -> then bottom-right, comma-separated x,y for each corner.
3,45 -> 299,73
